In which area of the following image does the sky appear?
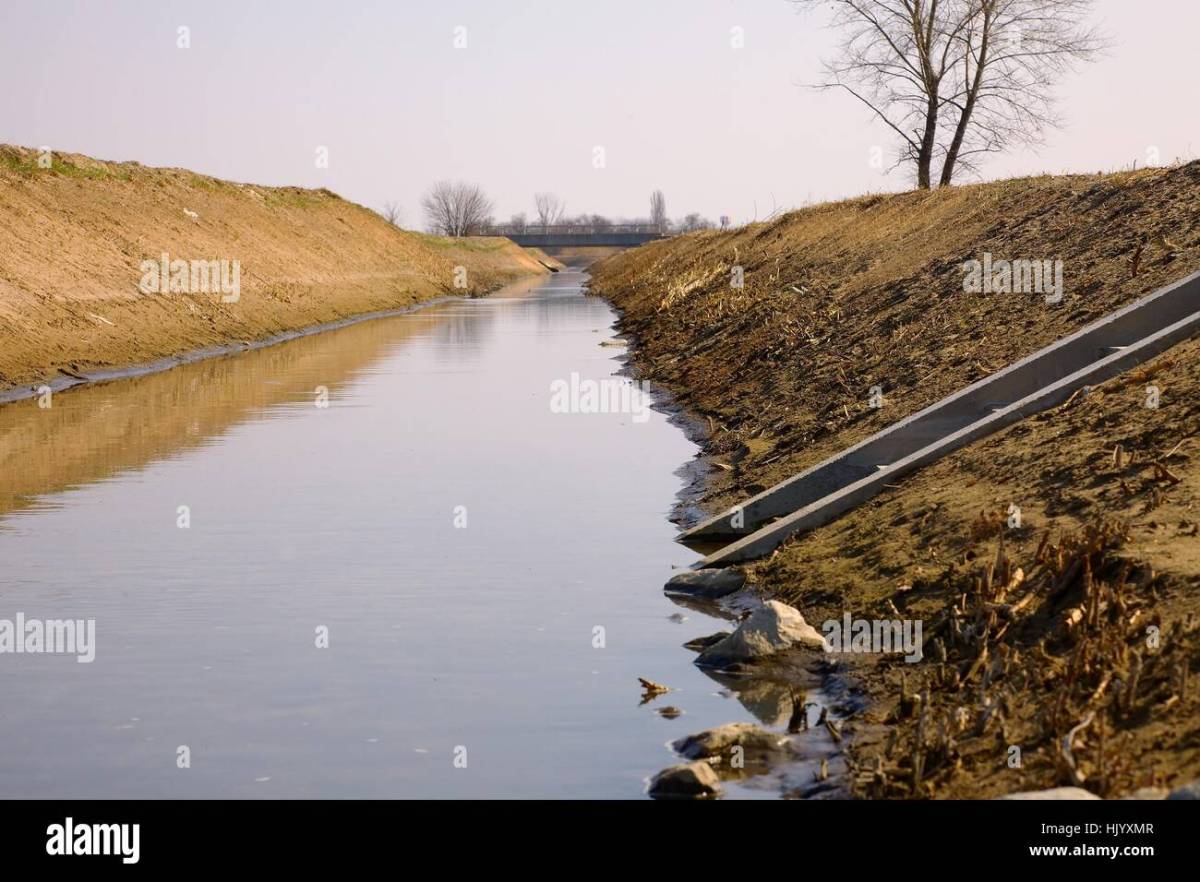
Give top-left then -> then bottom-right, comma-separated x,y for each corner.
2,0 -> 1197,226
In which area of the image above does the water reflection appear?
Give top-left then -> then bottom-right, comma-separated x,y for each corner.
0,270 -> 797,799
0,303 -> 465,523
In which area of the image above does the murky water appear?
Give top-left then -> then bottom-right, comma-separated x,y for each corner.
0,270 -> 828,798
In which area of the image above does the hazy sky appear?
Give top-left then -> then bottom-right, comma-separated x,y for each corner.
3,0 -> 1196,225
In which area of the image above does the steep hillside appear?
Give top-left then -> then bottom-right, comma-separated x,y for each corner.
592,163 -> 1200,798
0,145 -> 552,393
591,162 -> 1200,516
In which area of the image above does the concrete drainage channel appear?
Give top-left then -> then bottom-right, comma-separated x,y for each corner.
683,269 -> 1200,567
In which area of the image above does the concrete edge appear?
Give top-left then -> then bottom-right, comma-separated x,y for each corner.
681,268 -> 1200,544
700,306 -> 1200,566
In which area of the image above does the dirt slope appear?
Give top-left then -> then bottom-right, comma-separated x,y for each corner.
752,339 -> 1200,799
0,145 -> 553,393
591,163 -> 1200,798
591,162 -> 1200,515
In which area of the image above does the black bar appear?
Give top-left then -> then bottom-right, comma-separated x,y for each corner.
0,797 -> 1189,870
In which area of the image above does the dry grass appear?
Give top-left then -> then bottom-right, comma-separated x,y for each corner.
743,336 -> 1200,797
847,521 -> 1197,798
592,164 -> 1200,797
591,162 -> 1200,514
0,144 -> 551,391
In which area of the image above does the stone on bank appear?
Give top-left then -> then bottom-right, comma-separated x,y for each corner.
672,722 -> 789,761
647,761 -> 723,799
663,568 -> 746,600
696,600 -> 828,667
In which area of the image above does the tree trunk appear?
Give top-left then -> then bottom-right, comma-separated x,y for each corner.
940,9 -> 991,186
917,97 -> 939,189
938,99 -> 972,187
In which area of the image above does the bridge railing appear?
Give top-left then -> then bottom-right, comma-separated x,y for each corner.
481,224 -> 666,237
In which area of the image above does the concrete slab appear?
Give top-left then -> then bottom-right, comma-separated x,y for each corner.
683,269 -> 1200,565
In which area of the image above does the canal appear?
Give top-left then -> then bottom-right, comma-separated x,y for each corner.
0,268 -> 821,798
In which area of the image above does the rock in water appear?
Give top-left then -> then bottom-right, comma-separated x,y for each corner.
647,761 -> 723,799
664,568 -> 746,599
672,723 -> 788,760
683,631 -> 730,652
696,600 -> 828,667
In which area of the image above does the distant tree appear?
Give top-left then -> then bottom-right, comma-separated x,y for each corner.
381,201 -> 403,227
587,214 -> 613,229
791,0 -> 1105,188
678,213 -> 715,232
421,181 -> 495,236
649,190 -> 668,232
509,211 -> 529,233
534,192 -> 566,226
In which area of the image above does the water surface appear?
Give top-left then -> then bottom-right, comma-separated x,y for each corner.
0,271 -> 821,798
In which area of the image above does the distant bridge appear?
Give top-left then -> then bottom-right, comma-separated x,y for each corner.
480,224 -> 667,248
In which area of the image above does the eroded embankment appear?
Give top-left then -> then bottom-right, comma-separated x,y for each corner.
0,145 -> 557,395
591,163 -> 1200,798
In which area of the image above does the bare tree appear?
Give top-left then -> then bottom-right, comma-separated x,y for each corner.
937,1 -> 1106,185
792,0 -> 969,189
533,192 -> 566,226
792,1 -> 1104,188
381,201 -> 403,227
649,190 -> 668,232
421,181 -> 495,236
678,213 -> 715,232
509,211 -> 529,233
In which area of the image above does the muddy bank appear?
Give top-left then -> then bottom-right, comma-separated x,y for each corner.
616,346 -> 854,799
0,145 -> 557,398
745,341 -> 1200,799
591,165 -> 1200,798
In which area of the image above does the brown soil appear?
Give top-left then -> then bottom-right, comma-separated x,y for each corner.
590,162 -> 1200,513
0,145 -> 556,394
752,341 -> 1200,799
590,164 -> 1200,798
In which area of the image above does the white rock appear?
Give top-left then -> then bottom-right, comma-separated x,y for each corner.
696,600 -> 828,666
